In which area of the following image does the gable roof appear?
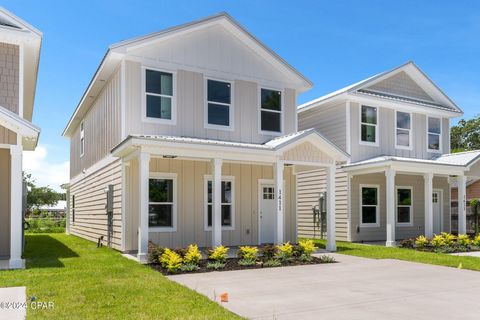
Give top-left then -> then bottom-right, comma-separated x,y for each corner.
0,104 -> 40,150
63,12 -> 312,137
298,61 -> 463,117
0,7 -> 42,122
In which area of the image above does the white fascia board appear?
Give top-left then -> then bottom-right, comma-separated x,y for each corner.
343,160 -> 465,176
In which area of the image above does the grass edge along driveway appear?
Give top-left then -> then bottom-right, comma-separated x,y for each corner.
0,234 -> 240,320
313,239 -> 480,271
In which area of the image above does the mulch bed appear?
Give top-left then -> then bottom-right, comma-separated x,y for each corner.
150,256 -> 337,276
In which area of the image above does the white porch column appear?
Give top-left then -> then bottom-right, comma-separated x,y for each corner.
9,145 -> 24,269
457,174 -> 467,234
424,173 -> 434,238
385,168 -> 396,247
211,158 -> 222,247
274,160 -> 284,244
137,151 -> 150,262
326,165 -> 336,252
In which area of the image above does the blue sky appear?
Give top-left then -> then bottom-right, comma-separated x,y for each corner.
6,0 -> 480,190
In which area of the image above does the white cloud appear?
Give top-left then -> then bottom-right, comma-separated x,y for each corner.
23,145 -> 69,192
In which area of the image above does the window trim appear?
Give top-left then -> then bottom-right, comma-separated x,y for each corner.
359,105 -> 379,147
359,184 -> 380,227
148,172 -> 177,232
426,116 -> 442,153
80,121 -> 85,158
204,175 -> 235,231
141,66 -> 177,125
204,77 -> 234,131
258,86 -> 284,136
395,110 -> 413,150
71,194 -> 75,224
396,186 -> 413,227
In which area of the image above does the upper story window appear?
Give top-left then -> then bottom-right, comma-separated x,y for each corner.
395,111 -> 412,149
427,116 -> 442,152
80,121 -> 85,157
260,88 -> 282,134
360,105 -> 378,145
145,69 -> 174,122
206,79 -> 232,130
149,174 -> 177,232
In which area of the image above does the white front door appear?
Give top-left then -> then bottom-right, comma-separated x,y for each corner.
432,191 -> 442,234
260,184 -> 276,244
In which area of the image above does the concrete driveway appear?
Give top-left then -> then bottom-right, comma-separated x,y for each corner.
169,254 -> 480,319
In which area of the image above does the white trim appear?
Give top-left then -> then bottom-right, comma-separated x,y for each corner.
203,175 -> 235,231
395,186 -> 413,227
432,189 -> 444,233
204,77 -> 234,131
18,43 -> 24,118
427,116 -> 442,153
141,66 -> 177,125
120,59 -> 126,139
80,121 -> 85,158
70,154 -> 118,185
258,178 -> 274,245
120,160 -> 126,251
359,104 -> 379,147
346,100 -> 351,155
395,110 -> 413,150
359,184 -> 380,227
148,172 -> 178,232
258,86 -> 284,136
9,145 -> 24,269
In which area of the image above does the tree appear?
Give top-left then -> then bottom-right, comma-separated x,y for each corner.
23,172 -> 64,212
451,115 -> 480,152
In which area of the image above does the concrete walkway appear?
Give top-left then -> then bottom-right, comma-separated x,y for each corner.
169,254 -> 480,319
0,287 -> 26,320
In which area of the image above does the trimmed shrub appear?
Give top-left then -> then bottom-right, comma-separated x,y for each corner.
209,246 -> 229,263
260,244 -> 277,259
237,246 -> 258,266
184,244 -> 202,265
207,261 -> 226,270
275,242 -> 294,262
148,243 -> 165,264
457,234 -> 471,246
415,235 -> 429,247
160,249 -> 183,273
263,259 -> 282,267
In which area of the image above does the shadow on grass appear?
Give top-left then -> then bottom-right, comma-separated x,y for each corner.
313,239 -> 354,253
24,234 -> 79,268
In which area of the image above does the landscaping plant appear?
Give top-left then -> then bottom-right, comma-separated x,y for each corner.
263,259 -> 282,267
237,246 -> 258,266
275,242 -> 294,262
414,235 -> 429,248
298,239 -> 316,261
260,244 -> 277,259
457,234 -> 471,246
160,249 -> 183,273
181,244 -> 202,272
207,245 -> 229,269
148,243 -> 165,264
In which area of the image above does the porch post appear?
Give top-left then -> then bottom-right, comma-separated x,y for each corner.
211,158 -> 223,247
274,160 -> 284,244
457,174 -> 467,234
424,173 -> 434,238
9,145 -> 24,269
137,151 -> 150,262
385,168 -> 396,247
326,165 -> 336,251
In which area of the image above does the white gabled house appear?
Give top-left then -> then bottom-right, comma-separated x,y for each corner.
0,7 -> 41,269
63,13 -> 348,261
297,62 -> 480,245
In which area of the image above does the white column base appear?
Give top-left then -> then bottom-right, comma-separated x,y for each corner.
136,253 -> 148,263
8,258 -> 25,269
385,241 -> 397,247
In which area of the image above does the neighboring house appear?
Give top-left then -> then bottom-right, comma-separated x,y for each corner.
36,200 -> 67,217
0,8 -> 41,269
297,62 -> 480,245
63,13 -> 348,261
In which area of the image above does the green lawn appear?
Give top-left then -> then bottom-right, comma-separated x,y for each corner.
0,234 -> 240,320
313,239 -> 480,271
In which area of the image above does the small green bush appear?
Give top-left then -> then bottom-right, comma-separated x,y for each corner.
318,255 -> 336,263
148,243 -> 165,264
208,246 -> 229,263
237,246 -> 258,260
298,239 -> 316,261
184,244 -> 202,265
260,244 -> 277,259
263,259 -> 282,267
180,262 -> 200,272
457,234 -> 471,246
415,235 -> 429,247
275,242 -> 294,262
160,249 -> 183,273
238,259 -> 256,266
206,261 -> 226,270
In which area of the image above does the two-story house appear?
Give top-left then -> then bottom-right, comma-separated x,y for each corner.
62,13 -> 348,261
0,8 -> 41,269
297,62 -> 480,246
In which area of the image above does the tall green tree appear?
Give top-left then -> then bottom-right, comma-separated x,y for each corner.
23,172 -> 64,211
451,115 -> 480,152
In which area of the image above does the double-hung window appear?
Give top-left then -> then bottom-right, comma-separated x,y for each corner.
396,111 -> 412,149
205,177 -> 234,229
397,187 -> 413,226
80,121 -> 85,157
427,116 -> 441,152
206,79 -> 232,129
260,88 -> 282,133
149,174 -> 176,231
360,105 -> 378,145
360,185 -> 379,226
145,69 -> 174,122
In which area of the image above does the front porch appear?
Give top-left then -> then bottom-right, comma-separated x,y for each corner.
344,153 -> 480,246
112,129 -> 349,261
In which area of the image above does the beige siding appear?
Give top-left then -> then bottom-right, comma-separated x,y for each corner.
366,71 -> 434,102
282,141 -> 335,164
0,42 -> 19,145
70,67 -> 122,178
349,102 -> 450,162
296,165 -> 348,241
350,173 -> 450,242
124,158 -> 297,249
0,148 -> 10,257
298,101 -> 347,152
69,159 -> 123,250
124,61 -> 297,144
